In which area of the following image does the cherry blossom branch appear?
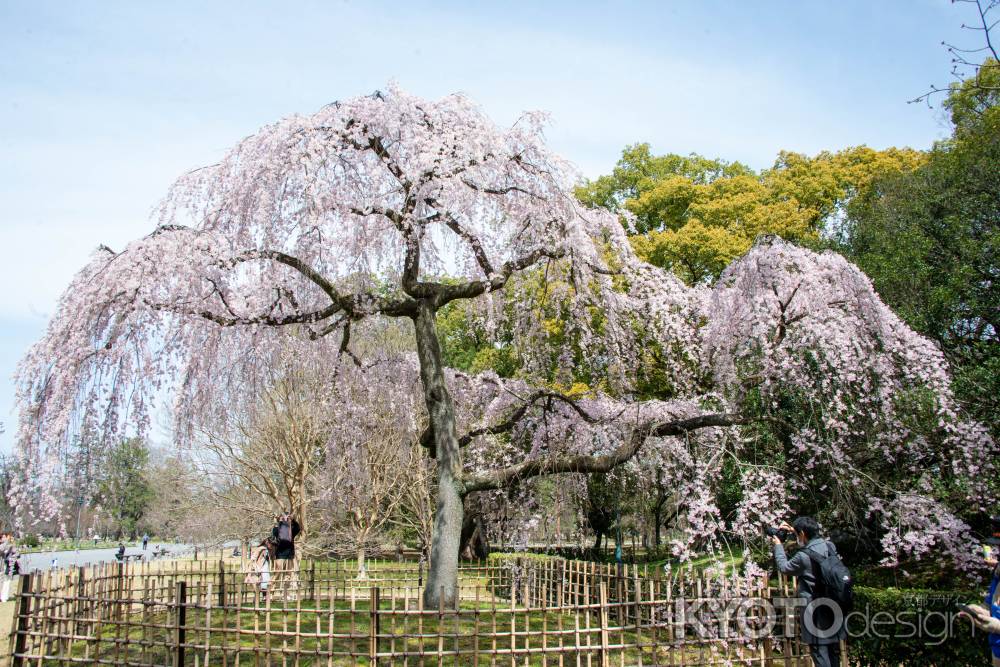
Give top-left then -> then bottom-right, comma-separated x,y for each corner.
147,298 -> 342,328
433,246 -> 567,306
462,412 -> 749,494
423,207 -> 496,278
457,390 -> 614,447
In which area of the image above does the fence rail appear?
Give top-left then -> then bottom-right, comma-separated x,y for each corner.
7,557 -> 829,666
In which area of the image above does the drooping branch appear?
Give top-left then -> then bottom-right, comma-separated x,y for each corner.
223,248 -> 417,318
457,390 -> 611,447
148,298 -> 342,329
424,207 -> 496,278
462,412 -> 749,495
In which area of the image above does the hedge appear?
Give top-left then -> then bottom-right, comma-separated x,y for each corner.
846,585 -> 991,666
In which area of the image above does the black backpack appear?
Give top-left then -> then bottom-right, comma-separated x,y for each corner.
278,521 -> 292,542
805,541 -> 854,612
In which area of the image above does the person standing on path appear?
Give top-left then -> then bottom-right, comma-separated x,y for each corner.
142,534 -> 149,551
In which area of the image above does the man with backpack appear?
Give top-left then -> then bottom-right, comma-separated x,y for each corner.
771,516 -> 851,667
270,513 -> 301,596
271,513 -> 301,559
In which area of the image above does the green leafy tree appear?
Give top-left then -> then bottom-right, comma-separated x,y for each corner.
95,438 -> 153,540
842,68 -> 1000,432
579,144 -> 923,284
583,470 -> 638,556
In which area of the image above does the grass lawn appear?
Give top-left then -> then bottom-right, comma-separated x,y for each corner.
646,547 -> 748,577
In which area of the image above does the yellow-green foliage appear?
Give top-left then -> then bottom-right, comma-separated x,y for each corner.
580,143 -> 926,284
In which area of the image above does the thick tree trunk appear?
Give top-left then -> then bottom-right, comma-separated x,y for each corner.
356,544 -> 368,579
413,301 -> 464,609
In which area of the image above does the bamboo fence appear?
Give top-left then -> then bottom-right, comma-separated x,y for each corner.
6,557 -> 835,666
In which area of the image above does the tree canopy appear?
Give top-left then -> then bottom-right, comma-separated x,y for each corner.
577,143 -> 925,284
841,61 -> 1000,437
13,86 -> 997,598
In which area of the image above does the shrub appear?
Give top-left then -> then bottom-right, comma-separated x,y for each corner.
21,533 -> 40,549
847,585 -> 990,666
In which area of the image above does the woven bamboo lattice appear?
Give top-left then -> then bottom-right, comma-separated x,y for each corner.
7,556 -> 834,666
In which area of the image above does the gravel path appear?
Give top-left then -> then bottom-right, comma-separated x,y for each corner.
16,543 -> 220,572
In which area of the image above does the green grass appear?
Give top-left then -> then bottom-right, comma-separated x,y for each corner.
646,547 -> 747,576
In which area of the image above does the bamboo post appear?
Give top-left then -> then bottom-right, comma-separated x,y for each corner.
473,585 -> 480,667
437,586 -> 445,667
369,587 -> 381,664
72,566 -> 85,645
175,581 -> 187,667
598,581 -> 610,667
9,573 -> 33,667
215,558 -> 225,608
632,571 -> 642,657
115,561 -> 125,622
205,581 -> 214,665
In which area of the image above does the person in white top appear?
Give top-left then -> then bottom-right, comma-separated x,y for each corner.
244,542 -> 271,602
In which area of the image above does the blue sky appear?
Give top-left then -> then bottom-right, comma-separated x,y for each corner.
0,0 -> 976,451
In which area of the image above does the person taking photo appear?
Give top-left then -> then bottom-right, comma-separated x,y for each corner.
771,516 -> 848,667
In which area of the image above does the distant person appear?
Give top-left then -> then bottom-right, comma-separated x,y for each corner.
115,543 -> 125,562
3,540 -> 19,576
270,512 -> 301,595
0,532 -> 13,566
244,541 -> 271,601
142,534 -> 149,551
271,513 -> 301,560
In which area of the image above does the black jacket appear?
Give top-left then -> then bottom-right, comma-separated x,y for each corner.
271,519 -> 301,560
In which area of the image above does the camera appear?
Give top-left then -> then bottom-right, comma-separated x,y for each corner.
764,525 -> 791,541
